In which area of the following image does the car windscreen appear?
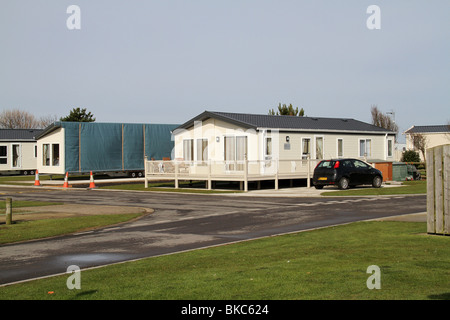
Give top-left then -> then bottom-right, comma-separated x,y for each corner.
317,160 -> 336,168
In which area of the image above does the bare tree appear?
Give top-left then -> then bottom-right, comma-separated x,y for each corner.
38,114 -> 58,128
370,105 -> 399,139
410,132 -> 427,161
0,109 -> 57,129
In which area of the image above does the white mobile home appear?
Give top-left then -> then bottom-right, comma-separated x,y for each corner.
404,125 -> 450,160
173,111 -> 396,163
144,111 -> 396,190
0,129 -> 43,175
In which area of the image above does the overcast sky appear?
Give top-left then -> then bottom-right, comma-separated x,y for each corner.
1,1 -> 449,142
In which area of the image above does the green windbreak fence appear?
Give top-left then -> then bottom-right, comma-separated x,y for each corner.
60,122 -> 178,173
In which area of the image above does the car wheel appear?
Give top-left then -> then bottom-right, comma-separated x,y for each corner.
338,177 -> 349,190
372,176 -> 382,188
314,185 -> 324,189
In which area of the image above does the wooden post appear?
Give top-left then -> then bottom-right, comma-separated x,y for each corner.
275,159 -> 279,190
244,159 -> 248,192
426,149 -> 435,233
435,146 -> 444,234
144,156 -> 148,188
427,144 -> 450,235
5,198 -> 12,225
307,155 -> 311,188
174,160 -> 179,189
444,145 -> 450,235
207,160 -> 212,190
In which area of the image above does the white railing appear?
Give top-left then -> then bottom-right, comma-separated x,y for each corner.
144,158 -> 320,191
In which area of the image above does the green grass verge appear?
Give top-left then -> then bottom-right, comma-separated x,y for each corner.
100,182 -> 243,194
0,200 -> 61,210
0,213 -> 143,245
321,180 -> 426,196
1,221 -> 449,300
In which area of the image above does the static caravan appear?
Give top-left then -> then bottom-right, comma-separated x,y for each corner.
144,111 -> 397,190
173,111 -> 397,164
404,125 -> 450,161
0,129 -> 43,175
36,122 -> 178,176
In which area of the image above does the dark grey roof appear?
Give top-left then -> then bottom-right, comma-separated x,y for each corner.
175,111 -> 394,134
404,125 -> 450,134
0,129 -> 43,141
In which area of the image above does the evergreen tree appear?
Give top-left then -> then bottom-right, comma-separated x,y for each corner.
60,108 -> 96,122
269,103 -> 305,116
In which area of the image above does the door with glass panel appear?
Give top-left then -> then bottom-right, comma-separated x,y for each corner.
315,137 -> 323,160
12,144 -> 21,168
224,136 -> 247,171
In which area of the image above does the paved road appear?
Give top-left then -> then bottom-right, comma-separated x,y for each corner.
0,186 -> 426,285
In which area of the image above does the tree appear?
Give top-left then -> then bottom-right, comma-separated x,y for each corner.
60,108 -> 96,122
269,103 -> 305,116
410,132 -> 427,161
401,150 -> 421,163
370,105 -> 398,139
0,109 -> 57,129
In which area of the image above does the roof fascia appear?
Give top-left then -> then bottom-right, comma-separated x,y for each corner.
175,111 -> 256,131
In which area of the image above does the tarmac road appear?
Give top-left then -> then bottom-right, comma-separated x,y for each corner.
0,186 -> 427,286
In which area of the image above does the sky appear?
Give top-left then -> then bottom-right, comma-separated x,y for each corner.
1,1 -> 449,142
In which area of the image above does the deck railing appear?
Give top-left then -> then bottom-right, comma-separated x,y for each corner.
144,158 -> 320,191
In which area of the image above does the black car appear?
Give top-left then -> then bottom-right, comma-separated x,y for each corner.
313,158 -> 383,190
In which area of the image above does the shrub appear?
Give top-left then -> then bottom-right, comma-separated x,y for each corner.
401,150 -> 420,163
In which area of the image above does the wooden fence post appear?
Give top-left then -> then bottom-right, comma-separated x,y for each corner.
5,198 -> 12,225
144,157 -> 148,189
444,145 -> 450,235
427,144 -> 450,235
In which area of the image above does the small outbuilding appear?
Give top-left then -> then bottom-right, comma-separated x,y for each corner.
36,122 -> 178,176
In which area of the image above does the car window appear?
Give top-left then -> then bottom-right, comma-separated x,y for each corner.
318,160 -> 335,168
353,160 -> 369,168
342,160 -> 354,168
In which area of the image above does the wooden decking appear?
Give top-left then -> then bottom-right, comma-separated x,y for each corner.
144,158 -> 319,191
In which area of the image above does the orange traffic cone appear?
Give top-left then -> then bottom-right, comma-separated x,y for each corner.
34,170 -> 41,186
89,171 -> 96,189
63,172 -> 70,188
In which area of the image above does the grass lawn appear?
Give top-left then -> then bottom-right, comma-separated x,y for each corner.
1,220 -> 449,300
0,213 -> 143,245
0,200 -> 147,244
100,182 -> 244,194
0,200 -> 61,210
321,180 -> 426,196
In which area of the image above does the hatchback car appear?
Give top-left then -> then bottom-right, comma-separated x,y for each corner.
313,158 -> 383,190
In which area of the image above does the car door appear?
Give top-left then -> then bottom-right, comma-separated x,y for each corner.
352,160 -> 372,184
340,160 -> 357,183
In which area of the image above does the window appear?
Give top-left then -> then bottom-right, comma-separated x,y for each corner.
337,139 -> 343,158
196,139 -> 208,163
183,139 -> 194,162
52,144 -> 60,166
12,144 -> 20,168
387,140 -> 393,157
0,146 -> 7,164
236,136 -> 247,170
43,144 -> 50,166
224,136 -> 247,171
315,137 -> 323,160
265,137 -> 272,157
353,159 -> 369,168
302,138 -> 311,159
359,139 -> 371,157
